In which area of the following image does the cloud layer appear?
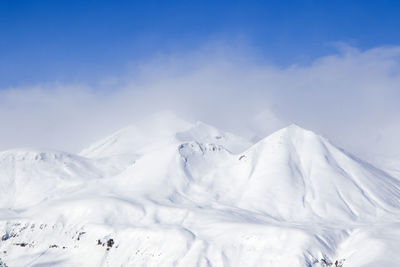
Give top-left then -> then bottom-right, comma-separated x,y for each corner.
1,44 -> 400,163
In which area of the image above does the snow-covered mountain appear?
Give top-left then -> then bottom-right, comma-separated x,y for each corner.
1,113 -> 400,267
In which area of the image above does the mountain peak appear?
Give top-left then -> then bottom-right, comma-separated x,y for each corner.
286,123 -> 304,130
80,113 -> 251,157
236,123 -> 400,223
282,123 -> 314,134
80,112 -> 193,158
255,123 -> 322,149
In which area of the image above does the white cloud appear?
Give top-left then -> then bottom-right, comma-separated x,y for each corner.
0,44 -> 399,163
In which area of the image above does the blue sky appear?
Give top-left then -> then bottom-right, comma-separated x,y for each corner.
1,0 -> 400,87
1,1 -> 400,162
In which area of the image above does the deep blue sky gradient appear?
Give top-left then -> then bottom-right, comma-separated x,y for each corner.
1,0 -> 400,87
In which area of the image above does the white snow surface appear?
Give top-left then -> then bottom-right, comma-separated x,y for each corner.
1,113 -> 400,267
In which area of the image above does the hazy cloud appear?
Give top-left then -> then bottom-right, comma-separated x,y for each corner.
1,43 -> 400,163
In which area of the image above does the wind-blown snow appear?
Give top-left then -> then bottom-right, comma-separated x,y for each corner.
0,113 -> 400,267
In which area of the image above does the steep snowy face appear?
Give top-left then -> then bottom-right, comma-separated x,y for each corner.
230,124 -> 400,221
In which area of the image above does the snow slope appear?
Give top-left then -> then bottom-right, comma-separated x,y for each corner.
1,114 -> 400,267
